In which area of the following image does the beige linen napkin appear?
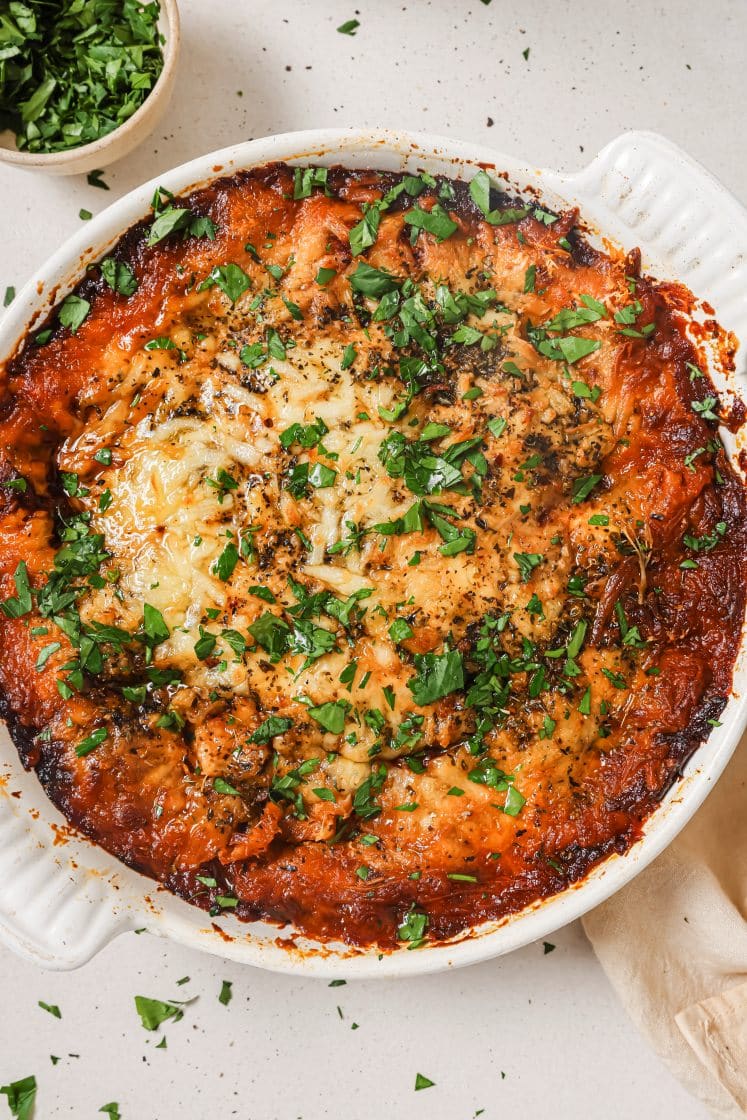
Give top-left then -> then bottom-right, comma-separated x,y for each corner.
583,735 -> 747,1117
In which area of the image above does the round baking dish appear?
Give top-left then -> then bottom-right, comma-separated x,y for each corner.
0,128 -> 745,977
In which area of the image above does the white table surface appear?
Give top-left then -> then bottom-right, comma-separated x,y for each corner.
2,1 -> 745,1116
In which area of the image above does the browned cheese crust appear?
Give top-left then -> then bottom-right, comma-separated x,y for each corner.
0,162 -> 744,948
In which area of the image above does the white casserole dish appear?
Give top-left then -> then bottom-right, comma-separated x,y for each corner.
0,128 -> 745,978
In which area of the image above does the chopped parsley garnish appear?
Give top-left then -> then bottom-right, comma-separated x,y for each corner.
545,298 -> 605,331
213,541 -> 240,581
349,261 -> 400,296
293,166 -> 329,198
398,905 -> 429,948
147,202 -> 217,247
58,294 -> 90,335
389,618 -> 414,643
378,430 -> 484,499
248,613 -> 291,662
134,996 -> 185,1031
285,460 -> 337,497
198,263 -> 252,303
211,779 -> 238,797
308,700 -> 349,734
468,757 -> 526,815
249,716 -> 293,745
403,203 -> 458,242
341,342 -> 357,369
514,551 -> 543,582
270,756 -> 320,816
0,1 -> 164,154
572,474 -> 603,503
684,522 -> 726,553
527,323 -> 601,365
206,467 -> 239,501
101,258 -> 137,296
352,764 -> 387,820
407,649 -> 464,706
75,726 -> 107,758
142,603 -> 170,647
572,380 -> 601,402
487,416 -> 507,439
614,300 -> 655,338
35,641 -> 60,670
469,170 -> 529,226
692,396 -> 719,422
0,561 -> 32,619
0,1075 -> 36,1120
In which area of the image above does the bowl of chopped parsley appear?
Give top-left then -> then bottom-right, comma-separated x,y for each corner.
0,0 -> 180,174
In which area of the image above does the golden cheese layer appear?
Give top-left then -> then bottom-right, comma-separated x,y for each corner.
0,163 -> 743,948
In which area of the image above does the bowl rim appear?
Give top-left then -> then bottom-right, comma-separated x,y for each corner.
0,126 -> 746,977
0,0 -> 180,168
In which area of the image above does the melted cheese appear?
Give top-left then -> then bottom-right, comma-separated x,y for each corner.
55,224 -> 627,785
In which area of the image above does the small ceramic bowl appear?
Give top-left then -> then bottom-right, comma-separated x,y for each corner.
0,0 -> 180,176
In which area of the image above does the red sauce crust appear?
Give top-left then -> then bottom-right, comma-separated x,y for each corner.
0,162 -> 744,949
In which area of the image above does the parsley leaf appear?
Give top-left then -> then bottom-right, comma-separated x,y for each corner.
514,551 -> 543,582
248,613 -> 291,662
0,1075 -> 36,1120
349,262 -> 400,297
403,203 -> 458,242
76,726 -> 107,758
249,716 -> 294,744
469,170 -> 530,226
407,649 -> 464,706
293,166 -> 329,199
142,603 -> 170,647
198,263 -> 251,303
134,996 -> 185,1031
398,905 -> 429,948
0,561 -> 32,619
58,294 -> 90,334
101,258 -> 137,296
147,207 -> 217,247
527,324 -> 601,365
213,541 -> 239,581
692,396 -> 719,423
571,474 -> 603,503
308,700 -> 349,734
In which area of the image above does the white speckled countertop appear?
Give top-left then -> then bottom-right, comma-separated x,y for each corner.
2,1 -> 745,1115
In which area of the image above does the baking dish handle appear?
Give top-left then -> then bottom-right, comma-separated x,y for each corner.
0,892 -> 133,971
552,130 -> 747,354
0,791 -> 137,969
